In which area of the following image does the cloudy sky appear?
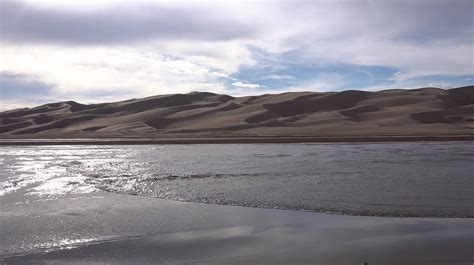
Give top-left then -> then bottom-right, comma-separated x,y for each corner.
1,0 -> 473,109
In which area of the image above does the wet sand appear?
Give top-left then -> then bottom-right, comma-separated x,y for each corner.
1,191 -> 473,265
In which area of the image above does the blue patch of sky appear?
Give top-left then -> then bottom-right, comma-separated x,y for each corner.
229,47 -> 399,91
227,47 -> 473,92
0,72 -> 53,99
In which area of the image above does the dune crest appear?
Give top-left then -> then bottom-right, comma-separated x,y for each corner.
1,86 -> 473,137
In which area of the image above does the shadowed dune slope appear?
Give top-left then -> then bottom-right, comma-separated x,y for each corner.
1,86 -> 473,137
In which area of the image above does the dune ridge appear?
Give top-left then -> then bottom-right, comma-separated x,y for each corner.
1,86 -> 473,138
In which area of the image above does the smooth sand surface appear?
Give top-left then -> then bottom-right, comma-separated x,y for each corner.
1,86 -> 473,138
1,191 -> 473,265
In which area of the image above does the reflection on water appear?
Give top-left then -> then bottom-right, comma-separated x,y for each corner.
4,219 -> 474,265
1,142 -> 473,217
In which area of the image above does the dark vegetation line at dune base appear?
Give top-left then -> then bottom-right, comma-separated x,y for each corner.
1,135 -> 474,145
1,86 -> 473,141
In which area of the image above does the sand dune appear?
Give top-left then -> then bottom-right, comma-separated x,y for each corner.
1,86 -> 473,138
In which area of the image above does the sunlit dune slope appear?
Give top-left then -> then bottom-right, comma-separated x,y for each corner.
1,86 -> 473,137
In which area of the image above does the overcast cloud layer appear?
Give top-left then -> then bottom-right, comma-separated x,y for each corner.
1,0 -> 473,109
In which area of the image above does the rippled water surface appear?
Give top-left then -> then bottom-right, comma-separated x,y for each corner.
1,142 -> 473,217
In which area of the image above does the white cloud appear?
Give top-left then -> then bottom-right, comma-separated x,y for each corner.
232,81 -> 265,89
0,44 -> 234,100
1,0 -> 472,109
284,73 -> 347,93
260,74 -> 294,80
